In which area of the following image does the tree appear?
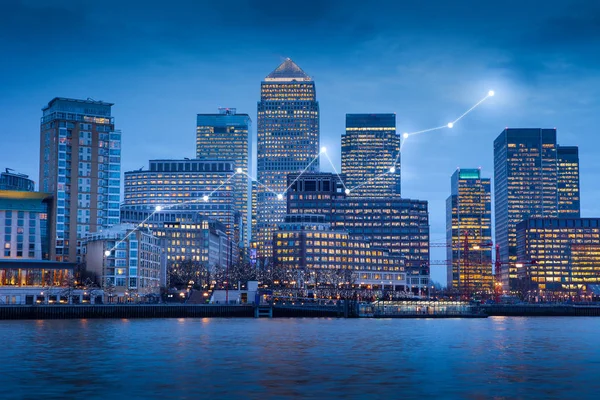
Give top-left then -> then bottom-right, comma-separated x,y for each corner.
168,259 -> 210,290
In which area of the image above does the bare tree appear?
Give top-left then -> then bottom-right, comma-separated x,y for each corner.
168,259 -> 210,290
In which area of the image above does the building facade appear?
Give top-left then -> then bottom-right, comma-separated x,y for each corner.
120,210 -> 233,271
121,159 -> 242,255
494,128 -> 558,289
85,224 -> 165,299
255,58 -> 320,260
0,169 -> 35,192
0,190 -> 53,260
196,108 -> 251,246
516,218 -> 600,293
273,215 -> 407,291
445,168 -> 493,293
342,114 -> 400,197
39,97 -> 121,262
284,174 -> 430,293
286,172 -> 345,221
557,146 -> 580,218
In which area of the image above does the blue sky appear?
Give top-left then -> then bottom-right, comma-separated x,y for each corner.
2,0 -> 600,284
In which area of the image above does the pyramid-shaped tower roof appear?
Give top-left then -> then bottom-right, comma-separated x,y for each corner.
265,58 -> 312,81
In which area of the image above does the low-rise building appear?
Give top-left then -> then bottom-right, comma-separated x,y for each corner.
0,169 -> 35,192
274,215 -> 408,291
85,224 -> 166,300
516,217 -> 600,293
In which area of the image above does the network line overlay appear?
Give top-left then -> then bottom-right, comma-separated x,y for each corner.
104,90 -> 495,255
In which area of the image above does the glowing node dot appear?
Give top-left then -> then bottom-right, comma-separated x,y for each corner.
155,205 -> 162,211
345,189 -> 351,195
488,90 -> 495,97
104,250 -> 111,257
236,168 -> 243,174
277,194 -> 284,200
447,122 -> 454,128
203,195 -> 209,202
390,166 -> 396,173
403,132 -> 409,139
321,146 -> 327,153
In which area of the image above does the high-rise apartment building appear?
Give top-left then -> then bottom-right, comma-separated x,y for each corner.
342,114 -> 400,197
196,108 -> 251,246
445,168 -> 493,293
255,58 -> 319,259
120,159 -> 241,262
39,98 -> 121,262
494,128 -> 580,290
557,146 -> 580,218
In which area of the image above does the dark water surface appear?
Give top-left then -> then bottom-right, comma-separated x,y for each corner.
1,317 -> 599,399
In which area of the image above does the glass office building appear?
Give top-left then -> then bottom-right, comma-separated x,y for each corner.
494,128 -> 558,289
121,159 -> 242,262
557,146 -> 580,218
446,168 -> 492,293
39,98 -> 121,262
255,58 -> 320,260
196,108 -> 251,246
274,215 -> 407,290
516,218 -> 600,293
342,114 -> 400,197
494,128 -> 580,290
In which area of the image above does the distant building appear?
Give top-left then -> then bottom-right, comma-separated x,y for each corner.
85,224 -> 165,300
196,108 -> 251,246
516,218 -> 600,293
39,97 -> 121,262
273,215 -> 407,291
121,159 -> 242,261
342,114 -> 400,197
255,58 -> 320,260
0,190 -> 53,260
0,169 -> 35,192
557,146 -> 580,218
446,168 -> 493,293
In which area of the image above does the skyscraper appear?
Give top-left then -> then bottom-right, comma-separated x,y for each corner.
255,58 -> 320,259
342,114 -> 400,197
446,168 -> 492,294
39,98 -> 121,262
196,108 -> 251,246
557,146 -> 580,218
494,128 -> 558,289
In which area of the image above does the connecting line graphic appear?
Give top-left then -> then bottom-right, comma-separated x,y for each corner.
103,91 -> 494,257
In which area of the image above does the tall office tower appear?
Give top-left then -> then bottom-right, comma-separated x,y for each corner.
0,169 -> 35,192
494,128 -> 558,289
342,114 -> 400,197
40,98 -> 121,262
557,146 -> 580,218
196,108 -> 251,246
446,168 -> 493,294
255,58 -> 320,260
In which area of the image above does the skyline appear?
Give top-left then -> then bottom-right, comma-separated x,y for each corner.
2,0 -> 600,284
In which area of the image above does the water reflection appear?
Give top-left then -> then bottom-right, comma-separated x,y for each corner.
0,317 -> 599,399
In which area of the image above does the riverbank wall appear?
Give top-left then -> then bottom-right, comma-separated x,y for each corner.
483,304 -> 600,317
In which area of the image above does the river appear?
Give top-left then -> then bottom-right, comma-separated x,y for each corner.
1,317 -> 598,399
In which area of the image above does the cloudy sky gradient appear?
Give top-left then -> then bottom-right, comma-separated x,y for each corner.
2,0 -> 600,283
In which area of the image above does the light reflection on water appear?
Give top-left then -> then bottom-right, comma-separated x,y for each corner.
1,317 -> 599,399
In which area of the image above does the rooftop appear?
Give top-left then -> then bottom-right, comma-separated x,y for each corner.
265,58 -> 312,82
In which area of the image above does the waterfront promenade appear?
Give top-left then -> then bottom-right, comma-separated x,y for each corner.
2,302 -> 600,320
